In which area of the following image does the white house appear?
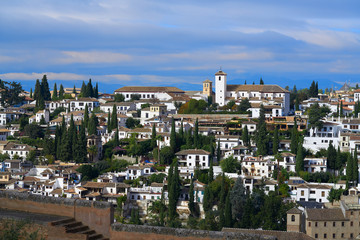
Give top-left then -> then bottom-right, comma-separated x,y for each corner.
304,158 -> 327,173
114,86 -> 185,102
3,142 -> 34,159
126,165 -> 153,180
29,110 -> 50,124
69,98 -> 99,112
303,122 -> 341,152
296,183 -> 332,203
100,102 -> 136,115
175,149 -> 211,169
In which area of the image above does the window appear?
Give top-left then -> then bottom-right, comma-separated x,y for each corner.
341,233 -> 344,238
332,234 -> 335,239
323,233 -> 327,239
342,222 -> 344,227
291,215 -> 295,222
137,195 -> 140,200
308,222 -> 311,227
315,222 -> 318,227
301,190 -> 304,196
351,221 -> 353,227
324,222 -> 327,227
321,191 -> 325,197
350,233 -> 353,238
333,222 -> 336,227
315,234 -> 318,238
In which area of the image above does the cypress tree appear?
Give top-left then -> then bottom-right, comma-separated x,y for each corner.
110,104 -> 117,130
340,101 -> 344,117
30,88 -> 33,99
34,79 -> 41,101
107,111 -> 111,132
151,124 -> 157,149
75,121 -> 87,163
186,127 -> 193,147
73,85 -> 77,94
115,128 -> 119,146
315,81 -> 319,97
259,77 -> 264,85
335,146 -> 342,171
220,173 -> 226,208
80,81 -> 86,97
68,114 -> 76,160
291,119 -> 298,154
256,105 -> 267,156
203,185 -> 211,212
346,154 -> 354,183
217,139 -> 221,161
327,143 -> 337,171
353,148 -> 359,185
85,79 -> 94,98
55,125 -> 62,159
88,113 -> 98,135
295,144 -> 304,174
94,83 -> 99,98
59,84 -> 64,100
168,161 -> 180,222
60,130 -> 71,162
84,104 -> 89,128
295,97 -> 300,111
52,83 -> 58,100
224,191 -> 232,227
179,120 -> 184,144
194,118 -> 199,148
41,74 -> 51,100
242,125 -> 249,147
273,126 -> 279,155
170,118 -> 176,153
188,178 -> 195,215
208,162 -> 214,183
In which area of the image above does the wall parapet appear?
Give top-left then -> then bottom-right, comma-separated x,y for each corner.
111,223 -> 277,240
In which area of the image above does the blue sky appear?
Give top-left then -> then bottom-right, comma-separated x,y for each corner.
0,0 -> 360,93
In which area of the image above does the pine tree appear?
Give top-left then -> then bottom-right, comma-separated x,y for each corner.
59,84 -> 64,100
194,118 -> 199,148
224,191 -> 232,227
309,81 -> 316,97
290,119 -> 298,154
85,79 -> 94,98
273,126 -> 279,155
259,77 -> 264,85
110,105 -> 117,130
30,88 -> 33,99
41,75 -> 51,100
52,83 -> 58,100
84,104 -> 89,128
170,118 -> 176,153
242,125 -> 249,147
151,124 -> 157,149
295,143 -> 304,174
34,79 -> 44,110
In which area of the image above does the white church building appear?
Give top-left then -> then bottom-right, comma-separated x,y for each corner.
213,70 -> 290,117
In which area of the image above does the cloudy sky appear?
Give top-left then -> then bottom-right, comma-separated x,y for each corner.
1,0 -> 360,93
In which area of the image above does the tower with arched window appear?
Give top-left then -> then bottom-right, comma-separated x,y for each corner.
215,69 -> 227,106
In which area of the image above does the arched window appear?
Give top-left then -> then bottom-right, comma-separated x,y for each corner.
291,215 -> 296,222
219,76 -> 221,80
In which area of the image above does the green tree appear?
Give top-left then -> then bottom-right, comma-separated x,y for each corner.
208,162 -> 214,183
220,156 -> 239,173
256,105 -> 268,156
217,139 -> 221,161
346,154 -> 354,183
295,144 -> 304,174
114,94 -> 125,102
290,119 -> 298,154
74,122 -> 87,163
242,125 -> 250,147
272,126 -> 279,154
41,74 -> 51,100
194,118 -> 199,148
30,88 -> 33,99
73,85 -> 77,94
188,178 -> 196,216
24,123 -> 44,139
84,104 -> 89,128
327,188 -> 344,203
224,191 -> 232,227
353,148 -> 359,185
327,143 -> 337,171
52,83 -> 58,100
259,77 -> 264,85
58,84 -> 64,100
88,113 -> 98,135
110,104 -> 118,130
230,178 -> 247,222
94,82 -> 99,98
170,118 -> 176,153
151,124 -> 157,149
308,103 -> 330,129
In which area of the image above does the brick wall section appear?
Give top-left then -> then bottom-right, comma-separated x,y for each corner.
0,191 -> 113,238
111,224 -> 277,240
222,228 -> 315,240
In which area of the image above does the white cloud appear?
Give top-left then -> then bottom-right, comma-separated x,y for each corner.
0,55 -> 21,63
58,51 -> 132,64
0,72 -> 88,81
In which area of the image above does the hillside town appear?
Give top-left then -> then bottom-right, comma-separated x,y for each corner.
1,71 -> 360,239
